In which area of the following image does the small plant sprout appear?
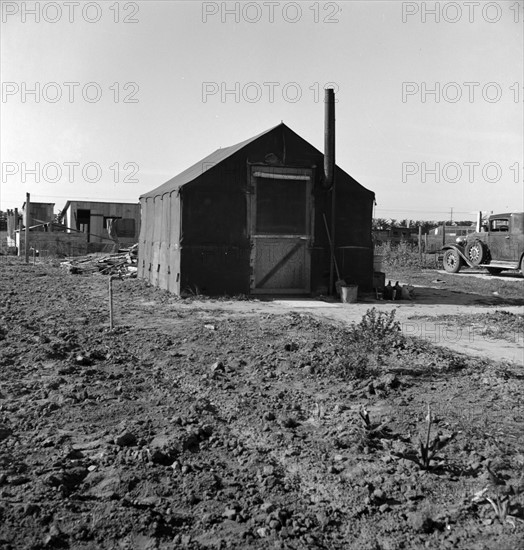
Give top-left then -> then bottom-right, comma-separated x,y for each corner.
359,407 -> 389,437
472,473 -> 524,527
393,404 -> 455,470
359,407 -> 371,428
486,495 -> 510,524
485,495 -> 524,528
182,284 -> 202,297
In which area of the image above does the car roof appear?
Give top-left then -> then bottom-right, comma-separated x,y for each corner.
488,212 -> 522,219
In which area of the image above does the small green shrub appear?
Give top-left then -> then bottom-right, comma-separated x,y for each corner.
349,308 -> 404,353
337,309 -> 405,379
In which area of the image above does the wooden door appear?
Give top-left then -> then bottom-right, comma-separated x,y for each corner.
250,167 -> 313,294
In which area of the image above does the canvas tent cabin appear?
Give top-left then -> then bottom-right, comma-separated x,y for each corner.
58,201 -> 141,252
138,123 -> 375,296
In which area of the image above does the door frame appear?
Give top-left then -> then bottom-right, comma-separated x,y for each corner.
488,215 -> 514,261
75,209 -> 91,243
247,165 -> 315,294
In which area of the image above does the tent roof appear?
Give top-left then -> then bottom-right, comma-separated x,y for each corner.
140,122 -> 373,200
141,124 -> 282,199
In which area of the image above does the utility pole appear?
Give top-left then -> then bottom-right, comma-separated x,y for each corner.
450,207 -> 453,224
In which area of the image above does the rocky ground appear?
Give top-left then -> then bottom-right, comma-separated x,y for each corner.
0,259 -> 523,549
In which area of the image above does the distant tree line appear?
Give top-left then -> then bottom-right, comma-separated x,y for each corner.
372,218 -> 474,232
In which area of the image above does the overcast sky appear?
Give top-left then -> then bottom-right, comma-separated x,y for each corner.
1,0 -> 523,221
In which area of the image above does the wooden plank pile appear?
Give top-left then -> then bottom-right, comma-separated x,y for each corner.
60,244 -> 138,277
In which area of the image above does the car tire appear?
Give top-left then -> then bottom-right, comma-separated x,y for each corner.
465,240 -> 485,266
443,249 -> 462,273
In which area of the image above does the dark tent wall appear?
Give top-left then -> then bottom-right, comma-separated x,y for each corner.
310,166 -> 374,295
138,123 -> 375,296
180,155 -> 251,295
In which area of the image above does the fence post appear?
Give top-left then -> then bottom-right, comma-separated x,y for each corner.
17,221 -> 20,256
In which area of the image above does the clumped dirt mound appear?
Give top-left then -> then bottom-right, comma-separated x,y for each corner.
0,260 -> 523,549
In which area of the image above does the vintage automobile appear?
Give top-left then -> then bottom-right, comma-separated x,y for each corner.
442,212 -> 524,274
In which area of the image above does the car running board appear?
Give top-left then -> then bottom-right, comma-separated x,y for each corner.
478,262 -> 519,269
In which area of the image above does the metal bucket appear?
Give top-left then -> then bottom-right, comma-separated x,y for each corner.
340,285 -> 358,303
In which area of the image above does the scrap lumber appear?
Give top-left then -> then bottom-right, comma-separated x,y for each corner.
60,244 -> 139,277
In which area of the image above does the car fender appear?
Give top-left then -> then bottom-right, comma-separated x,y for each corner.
441,244 -> 474,267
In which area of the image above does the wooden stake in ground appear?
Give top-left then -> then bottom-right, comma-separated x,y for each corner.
418,226 -> 422,264
25,192 -> 31,264
108,274 -> 123,330
109,276 -> 114,330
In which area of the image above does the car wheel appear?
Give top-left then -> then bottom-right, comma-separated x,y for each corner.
486,267 -> 503,275
465,240 -> 485,266
443,249 -> 462,273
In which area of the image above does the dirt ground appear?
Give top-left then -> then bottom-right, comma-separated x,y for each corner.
0,259 -> 523,550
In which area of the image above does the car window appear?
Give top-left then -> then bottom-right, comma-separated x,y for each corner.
490,218 -> 509,232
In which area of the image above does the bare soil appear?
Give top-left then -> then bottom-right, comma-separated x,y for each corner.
1,259 -> 523,550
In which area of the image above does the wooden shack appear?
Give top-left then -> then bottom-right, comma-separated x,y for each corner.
59,201 -> 140,252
